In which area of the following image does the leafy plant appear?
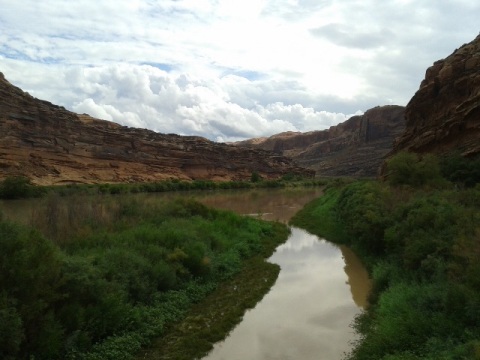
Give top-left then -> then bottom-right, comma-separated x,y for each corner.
385,152 -> 443,187
0,176 -> 39,199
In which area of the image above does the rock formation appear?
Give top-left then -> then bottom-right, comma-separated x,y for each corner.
235,105 -> 405,177
0,73 -> 313,185
391,34 -> 480,157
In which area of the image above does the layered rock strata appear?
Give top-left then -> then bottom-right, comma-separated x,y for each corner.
391,34 -> 480,157
235,105 -> 405,177
0,73 -> 313,185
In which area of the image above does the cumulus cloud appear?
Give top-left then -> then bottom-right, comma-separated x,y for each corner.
0,0 -> 479,142
66,64 -> 351,142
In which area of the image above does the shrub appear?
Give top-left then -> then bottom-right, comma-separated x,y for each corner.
385,152 -> 443,187
0,220 -> 65,359
250,171 -> 262,183
0,176 -> 36,199
440,153 -> 480,188
336,181 -> 391,254
384,195 -> 460,275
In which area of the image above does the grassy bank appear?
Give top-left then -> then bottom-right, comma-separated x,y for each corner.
0,175 -> 327,200
137,254 -> 281,360
291,153 -> 480,359
0,197 -> 289,360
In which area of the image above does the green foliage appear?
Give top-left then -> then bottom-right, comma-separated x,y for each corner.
0,176 -> 43,199
440,153 -> 480,188
0,198 -> 288,359
336,181 -> 391,255
0,295 -> 24,360
292,174 -> 480,360
291,187 -> 349,244
0,221 -> 65,359
384,195 -> 459,275
349,282 -> 465,360
250,171 -> 262,183
385,152 -> 444,187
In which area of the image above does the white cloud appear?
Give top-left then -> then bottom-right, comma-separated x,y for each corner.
0,0 -> 479,141
64,64 -> 341,141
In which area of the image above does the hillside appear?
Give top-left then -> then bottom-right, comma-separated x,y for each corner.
0,73 -> 313,185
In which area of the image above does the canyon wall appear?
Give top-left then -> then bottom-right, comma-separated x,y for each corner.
391,34 -> 480,157
236,105 -> 405,177
0,73 -> 313,185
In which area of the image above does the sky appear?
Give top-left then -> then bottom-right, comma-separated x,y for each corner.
0,1 -> 479,142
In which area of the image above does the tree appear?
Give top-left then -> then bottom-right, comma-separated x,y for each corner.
385,152 -> 442,187
0,176 -> 34,199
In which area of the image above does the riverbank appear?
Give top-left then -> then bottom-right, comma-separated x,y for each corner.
291,154 -> 480,359
0,175 -> 328,200
0,197 -> 289,360
137,253 -> 281,360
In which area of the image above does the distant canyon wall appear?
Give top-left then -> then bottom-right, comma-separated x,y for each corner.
235,105 -> 405,177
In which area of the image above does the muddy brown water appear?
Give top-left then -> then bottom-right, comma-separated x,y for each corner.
0,187 -> 371,360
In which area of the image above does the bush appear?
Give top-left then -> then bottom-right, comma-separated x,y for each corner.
336,181 -> 391,254
250,171 -> 262,183
0,176 -> 36,199
0,220 -> 65,359
385,152 -> 443,187
440,153 -> 480,188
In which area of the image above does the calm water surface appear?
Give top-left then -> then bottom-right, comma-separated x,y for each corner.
0,187 -> 370,360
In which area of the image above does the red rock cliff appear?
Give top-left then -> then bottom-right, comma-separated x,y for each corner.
0,73 -> 313,185
392,34 -> 480,157
235,105 -> 405,177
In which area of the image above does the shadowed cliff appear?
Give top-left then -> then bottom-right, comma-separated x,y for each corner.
391,34 -> 480,158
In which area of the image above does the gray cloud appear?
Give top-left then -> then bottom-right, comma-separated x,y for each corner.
310,24 -> 392,49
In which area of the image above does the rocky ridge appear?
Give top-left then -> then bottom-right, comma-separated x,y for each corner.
235,105 -> 405,177
391,34 -> 480,157
0,73 -> 313,185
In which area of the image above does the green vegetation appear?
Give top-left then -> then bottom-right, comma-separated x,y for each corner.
250,171 -> 263,182
440,153 -> 480,188
291,153 -> 480,359
0,176 -> 45,199
384,151 -> 444,187
0,176 -> 326,200
138,252 -> 281,360
0,197 -> 289,360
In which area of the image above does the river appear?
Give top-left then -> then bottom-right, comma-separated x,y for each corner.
194,188 -> 370,360
0,187 -> 370,359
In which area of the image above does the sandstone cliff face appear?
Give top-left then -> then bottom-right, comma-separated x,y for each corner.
0,73 -> 313,185
236,105 -> 405,177
392,34 -> 480,157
